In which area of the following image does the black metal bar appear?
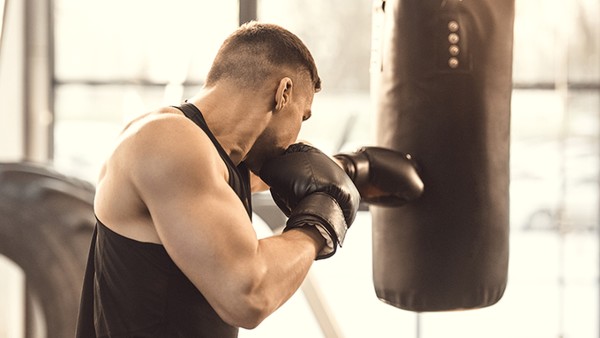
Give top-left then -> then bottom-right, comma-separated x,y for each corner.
23,0 -> 53,162
47,0 -> 55,160
238,0 -> 257,25
22,0 -> 29,160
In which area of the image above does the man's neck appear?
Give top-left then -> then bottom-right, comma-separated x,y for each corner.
187,86 -> 273,165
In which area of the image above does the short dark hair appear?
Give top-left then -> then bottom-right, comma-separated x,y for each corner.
205,22 -> 321,91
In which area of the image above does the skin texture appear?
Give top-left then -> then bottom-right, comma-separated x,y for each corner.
93,70 -> 325,329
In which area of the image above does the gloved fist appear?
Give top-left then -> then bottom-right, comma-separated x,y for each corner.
259,143 -> 361,259
334,147 -> 424,207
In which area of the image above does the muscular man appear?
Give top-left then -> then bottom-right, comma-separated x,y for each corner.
76,22 -> 360,337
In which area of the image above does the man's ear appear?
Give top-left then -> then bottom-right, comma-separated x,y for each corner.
274,77 -> 293,111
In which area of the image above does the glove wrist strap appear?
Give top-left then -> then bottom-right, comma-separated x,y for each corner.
284,193 -> 348,259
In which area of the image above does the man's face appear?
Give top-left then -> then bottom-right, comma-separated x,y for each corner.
245,79 -> 315,175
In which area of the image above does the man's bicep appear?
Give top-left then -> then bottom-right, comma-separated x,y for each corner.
146,169 -> 262,321
136,146 -> 258,287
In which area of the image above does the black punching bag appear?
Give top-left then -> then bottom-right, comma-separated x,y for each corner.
371,0 -> 514,311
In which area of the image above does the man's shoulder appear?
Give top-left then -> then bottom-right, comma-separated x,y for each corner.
121,111 -> 223,181
119,109 -> 212,155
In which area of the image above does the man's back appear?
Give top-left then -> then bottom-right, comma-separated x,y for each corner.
76,106 -> 249,337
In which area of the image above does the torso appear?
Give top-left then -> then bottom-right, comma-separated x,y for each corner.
77,104 -> 251,337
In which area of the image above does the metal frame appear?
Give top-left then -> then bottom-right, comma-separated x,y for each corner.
239,0 -> 257,25
23,0 -> 54,162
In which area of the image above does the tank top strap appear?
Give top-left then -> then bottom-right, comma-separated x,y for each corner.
174,103 -> 252,218
177,103 -> 231,165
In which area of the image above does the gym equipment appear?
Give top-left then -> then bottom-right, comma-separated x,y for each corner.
0,162 -> 95,337
370,0 -> 514,311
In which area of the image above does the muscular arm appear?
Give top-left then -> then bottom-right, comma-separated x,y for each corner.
130,115 -> 324,328
250,170 -> 270,192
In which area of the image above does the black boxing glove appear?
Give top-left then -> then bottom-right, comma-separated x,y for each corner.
334,147 -> 424,207
259,143 -> 361,259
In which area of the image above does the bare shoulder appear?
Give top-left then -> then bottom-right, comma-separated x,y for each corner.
94,108 -> 227,236
121,110 -> 227,192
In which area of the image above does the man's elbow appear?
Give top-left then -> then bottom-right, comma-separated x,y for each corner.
216,272 -> 276,329
218,293 -> 273,329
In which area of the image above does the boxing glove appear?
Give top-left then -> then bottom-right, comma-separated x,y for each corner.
334,147 -> 424,207
259,143 -> 361,259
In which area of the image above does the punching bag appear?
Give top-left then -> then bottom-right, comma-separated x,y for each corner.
371,0 -> 514,311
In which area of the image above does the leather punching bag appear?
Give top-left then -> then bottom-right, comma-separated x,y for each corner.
371,0 -> 514,311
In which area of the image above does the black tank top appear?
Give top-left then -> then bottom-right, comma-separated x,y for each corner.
76,103 -> 252,337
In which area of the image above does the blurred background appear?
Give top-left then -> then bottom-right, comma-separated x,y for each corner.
0,0 -> 599,337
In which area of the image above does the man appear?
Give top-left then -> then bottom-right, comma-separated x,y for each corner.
76,21 -> 422,337
75,21 -> 361,338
